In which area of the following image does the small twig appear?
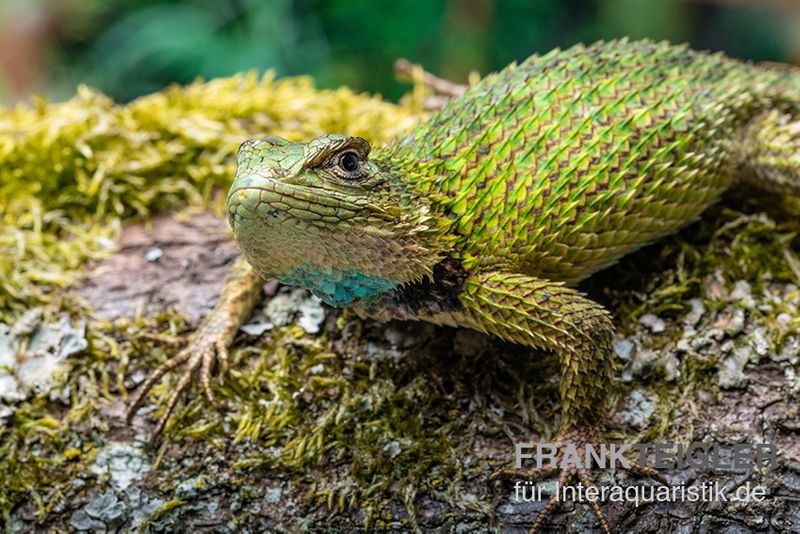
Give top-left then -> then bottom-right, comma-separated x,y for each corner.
756,61 -> 800,72
394,58 -> 468,98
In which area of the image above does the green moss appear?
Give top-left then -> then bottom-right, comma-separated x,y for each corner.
0,309 -> 119,529
131,314 -> 496,528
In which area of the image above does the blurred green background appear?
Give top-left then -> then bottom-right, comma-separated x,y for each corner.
1,0 -> 799,104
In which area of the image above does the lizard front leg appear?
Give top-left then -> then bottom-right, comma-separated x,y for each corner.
457,271 -> 647,533
460,271 -> 616,426
126,257 -> 263,436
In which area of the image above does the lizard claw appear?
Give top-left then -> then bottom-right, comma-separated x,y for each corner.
493,425 -> 667,534
126,321 -> 229,437
125,258 -> 262,439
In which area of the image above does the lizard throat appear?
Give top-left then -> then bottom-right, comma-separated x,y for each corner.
280,263 -> 400,307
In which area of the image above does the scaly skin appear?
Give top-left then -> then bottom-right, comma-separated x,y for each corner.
128,39 -> 800,532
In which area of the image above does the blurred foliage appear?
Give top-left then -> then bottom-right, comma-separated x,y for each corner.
0,0 -> 797,103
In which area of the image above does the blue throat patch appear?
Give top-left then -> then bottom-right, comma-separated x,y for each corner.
280,263 -> 398,307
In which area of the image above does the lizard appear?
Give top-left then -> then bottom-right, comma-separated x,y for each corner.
125,39 -> 800,532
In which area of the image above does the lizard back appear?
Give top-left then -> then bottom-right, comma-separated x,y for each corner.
375,39 -> 800,284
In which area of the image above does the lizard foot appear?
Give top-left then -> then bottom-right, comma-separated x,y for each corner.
492,425 -> 666,534
126,319 -> 231,437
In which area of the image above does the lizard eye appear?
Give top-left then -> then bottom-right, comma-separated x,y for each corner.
339,151 -> 360,174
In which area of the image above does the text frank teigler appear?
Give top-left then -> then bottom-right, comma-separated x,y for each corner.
510,441 -> 775,506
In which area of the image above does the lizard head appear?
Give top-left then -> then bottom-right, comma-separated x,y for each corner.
227,134 -> 441,307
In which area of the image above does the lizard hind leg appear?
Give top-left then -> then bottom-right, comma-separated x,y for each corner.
458,272 -> 665,533
740,110 -> 800,194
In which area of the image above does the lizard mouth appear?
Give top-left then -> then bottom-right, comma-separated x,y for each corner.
226,174 -> 372,227
227,174 -> 395,227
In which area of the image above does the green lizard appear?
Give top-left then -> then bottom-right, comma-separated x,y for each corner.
126,39 -> 800,532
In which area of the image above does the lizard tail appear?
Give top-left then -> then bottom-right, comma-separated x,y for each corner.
739,108 -> 800,194
764,61 -> 800,112
735,63 -> 800,193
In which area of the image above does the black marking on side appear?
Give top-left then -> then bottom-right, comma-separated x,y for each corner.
361,257 -> 468,321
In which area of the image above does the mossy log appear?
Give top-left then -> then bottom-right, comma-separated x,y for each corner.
1,74 -> 798,532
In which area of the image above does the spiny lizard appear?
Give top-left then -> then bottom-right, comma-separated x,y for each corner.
127,39 -> 800,532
